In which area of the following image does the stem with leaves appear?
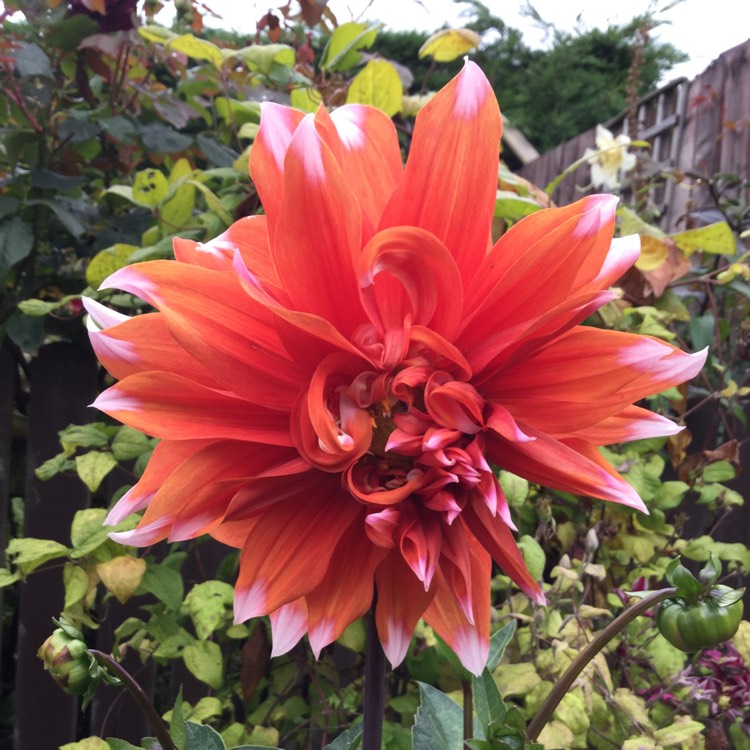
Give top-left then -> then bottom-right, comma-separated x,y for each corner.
89,650 -> 177,750
527,587 -> 677,740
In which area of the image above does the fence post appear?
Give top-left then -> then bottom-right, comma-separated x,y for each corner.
14,341 -> 98,750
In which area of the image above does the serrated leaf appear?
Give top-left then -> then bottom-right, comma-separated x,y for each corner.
412,682 -> 463,750
473,668 -> 506,732
672,221 -> 736,257
97,556 -> 147,604
183,641 -> 223,689
346,60 -> 402,117
6,537 -> 69,574
75,450 -> 118,492
86,244 -> 138,289
419,28 -> 481,62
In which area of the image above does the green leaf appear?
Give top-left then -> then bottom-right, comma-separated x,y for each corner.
234,44 -> 295,75
0,217 -> 33,283
324,725 -> 363,750
0,568 -> 20,587
187,180 -> 233,226
170,687 -> 187,750
672,221 -> 736,257
654,480 -> 690,510
25,198 -> 86,238
183,641 -> 223,689
15,42 -> 53,78
60,423 -> 110,453
473,668 -> 506,732
133,169 -> 169,207
653,718 -> 705,745
86,244 -> 139,289
35,451 -> 75,481
702,460 -> 736,482
487,620 -> 516,671
106,739 -> 142,750
138,24 -> 178,44
494,191 -> 543,222
197,135 -> 239,168
412,682 -> 463,750
346,60 -> 402,117
167,34 -> 223,67
321,22 -> 380,71
18,295 -> 78,318
6,537 -> 69,574
183,580 -> 234,640
63,563 -> 90,608
111,427 -> 153,462
140,123 -> 193,154
70,508 -> 109,553
518,535 -> 545,582
140,563 -> 184,611
75,450 -> 118,492
183,722 -> 226,750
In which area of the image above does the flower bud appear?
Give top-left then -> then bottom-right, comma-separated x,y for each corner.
38,627 -> 92,695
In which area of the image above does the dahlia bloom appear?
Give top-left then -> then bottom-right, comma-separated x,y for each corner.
86,62 -> 705,675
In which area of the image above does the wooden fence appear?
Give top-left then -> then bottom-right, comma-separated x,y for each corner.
519,37 -> 750,233
1,36 -> 749,750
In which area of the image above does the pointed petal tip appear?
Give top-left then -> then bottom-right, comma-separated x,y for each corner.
108,517 -> 171,547
233,579 -> 269,623
269,599 -> 308,658
451,625 -> 489,677
380,617 -> 413,669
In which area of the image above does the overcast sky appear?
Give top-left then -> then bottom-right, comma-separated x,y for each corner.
187,0 -> 750,84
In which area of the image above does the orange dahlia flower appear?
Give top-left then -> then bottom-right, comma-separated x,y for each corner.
85,62 -> 705,675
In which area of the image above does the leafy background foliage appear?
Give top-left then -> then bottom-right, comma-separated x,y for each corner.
0,1 -> 748,749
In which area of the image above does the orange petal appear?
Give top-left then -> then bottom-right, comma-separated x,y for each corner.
379,61 -> 500,286
462,499 -> 545,604
358,226 -> 463,340
486,427 -> 646,512
424,534 -> 491,676
249,102 -> 305,236
375,550 -> 435,667
233,478 -> 360,621
93,372 -> 293,444
102,261 -> 306,408
306,523 -> 387,657
462,195 -> 618,342
563,405 -> 684,444
273,115 -> 365,338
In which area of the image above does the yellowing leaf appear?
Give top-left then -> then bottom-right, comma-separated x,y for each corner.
133,168 -> 168,207
166,33 -> 223,68
653,717 -> 705,745
537,720 -> 574,750
97,556 -> 147,604
75,450 -> 117,492
419,28 -> 481,62
234,44 -> 295,74
346,60 -> 403,117
290,86 -> 323,113
322,21 -> 380,71
85,243 -> 137,289
635,235 -> 670,270
137,25 -> 177,44
672,221 -> 736,257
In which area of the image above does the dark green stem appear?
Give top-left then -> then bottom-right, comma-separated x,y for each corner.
90,649 -> 176,750
527,587 -> 676,741
363,602 -> 386,750
462,679 -> 473,741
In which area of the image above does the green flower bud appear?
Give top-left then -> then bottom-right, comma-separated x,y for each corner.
38,627 -> 92,695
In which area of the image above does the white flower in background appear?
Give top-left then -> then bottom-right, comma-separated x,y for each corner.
584,124 -> 637,189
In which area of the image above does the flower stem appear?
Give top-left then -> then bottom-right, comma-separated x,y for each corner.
363,602 -> 386,750
527,587 -> 676,741
462,679 -> 473,741
89,649 -> 176,750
